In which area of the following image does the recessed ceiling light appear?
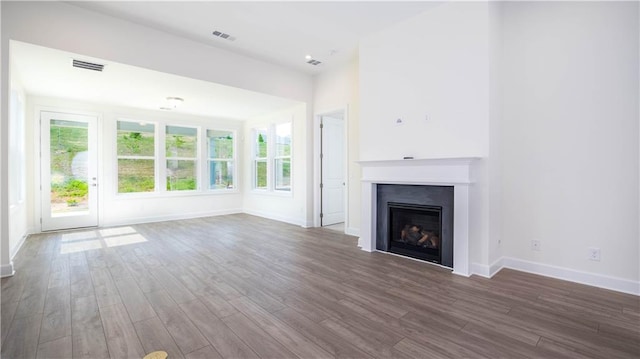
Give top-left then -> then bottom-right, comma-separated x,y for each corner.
305,54 -> 312,60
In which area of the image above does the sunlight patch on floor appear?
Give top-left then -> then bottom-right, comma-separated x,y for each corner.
60,226 -> 148,254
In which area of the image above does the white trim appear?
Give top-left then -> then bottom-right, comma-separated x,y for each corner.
101,208 -> 242,227
471,257 -> 505,278
0,262 -> 15,278
501,257 -> 640,296
314,107 -> 349,228
345,227 -> 360,237
10,233 -> 28,261
242,209 -> 305,227
301,219 -> 315,228
473,256 -> 639,296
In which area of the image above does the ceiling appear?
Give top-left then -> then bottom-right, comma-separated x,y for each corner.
11,41 -> 300,119
70,1 -> 442,74
10,2 -> 442,119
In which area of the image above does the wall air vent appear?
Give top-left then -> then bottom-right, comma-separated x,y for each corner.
212,30 -> 236,42
307,59 -> 322,66
72,59 -> 104,72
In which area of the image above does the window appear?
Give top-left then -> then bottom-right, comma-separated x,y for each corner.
166,125 -> 198,191
117,121 -> 155,193
207,130 -> 235,190
254,128 -> 268,190
253,122 -> 292,192
274,123 -> 292,191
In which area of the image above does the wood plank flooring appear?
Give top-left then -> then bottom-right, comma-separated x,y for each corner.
1,214 -> 638,358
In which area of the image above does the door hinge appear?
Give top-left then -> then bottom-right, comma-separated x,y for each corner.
320,153 -> 323,159
320,123 -> 324,129
320,183 -> 323,189
320,213 -> 324,218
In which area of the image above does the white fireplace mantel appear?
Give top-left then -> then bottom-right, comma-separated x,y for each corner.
357,157 -> 480,276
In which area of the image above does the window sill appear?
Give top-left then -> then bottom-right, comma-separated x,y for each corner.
249,189 -> 293,198
114,189 -> 240,200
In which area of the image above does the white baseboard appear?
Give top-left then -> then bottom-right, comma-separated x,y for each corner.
471,257 -> 504,278
10,232 -> 29,261
471,262 -> 491,277
345,227 -> 360,237
357,237 -> 373,252
101,208 -> 243,227
242,209 -> 304,227
2,231 -> 30,278
0,261 -> 15,278
301,219 -> 315,228
473,256 -> 639,296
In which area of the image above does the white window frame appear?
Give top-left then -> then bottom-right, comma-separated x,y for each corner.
273,122 -> 292,192
165,124 -> 200,192
252,121 -> 293,194
253,127 -> 269,191
116,120 -> 158,194
206,128 -> 237,191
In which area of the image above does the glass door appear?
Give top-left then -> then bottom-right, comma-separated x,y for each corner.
41,111 -> 98,231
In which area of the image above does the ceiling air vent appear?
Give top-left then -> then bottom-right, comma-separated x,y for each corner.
212,30 -> 236,42
307,59 -> 322,66
72,59 -> 104,72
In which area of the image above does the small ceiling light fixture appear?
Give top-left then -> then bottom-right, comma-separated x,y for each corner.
305,54 -> 312,60
165,97 -> 184,109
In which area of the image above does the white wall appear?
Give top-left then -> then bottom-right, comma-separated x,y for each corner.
358,2 -> 493,268
313,54 -> 361,235
359,2 -> 490,161
487,2 -> 503,268
27,96 -> 245,232
501,2 -> 639,283
243,104 -> 308,226
0,0 -> 10,276
8,72 -> 27,262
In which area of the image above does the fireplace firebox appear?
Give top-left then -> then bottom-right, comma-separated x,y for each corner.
388,202 -> 442,263
376,184 -> 453,268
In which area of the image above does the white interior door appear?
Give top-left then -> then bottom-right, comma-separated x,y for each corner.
321,115 -> 345,226
41,111 -> 99,231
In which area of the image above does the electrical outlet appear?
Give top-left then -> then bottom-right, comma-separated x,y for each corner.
588,247 -> 601,261
531,239 -> 541,251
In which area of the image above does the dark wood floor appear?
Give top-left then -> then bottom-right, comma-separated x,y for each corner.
1,214 -> 638,359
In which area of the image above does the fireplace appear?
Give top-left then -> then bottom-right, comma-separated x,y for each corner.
376,184 -> 454,268
388,202 -> 442,263
358,158 -> 478,276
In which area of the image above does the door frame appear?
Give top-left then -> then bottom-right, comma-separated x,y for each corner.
313,106 -> 349,229
35,106 -> 102,232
